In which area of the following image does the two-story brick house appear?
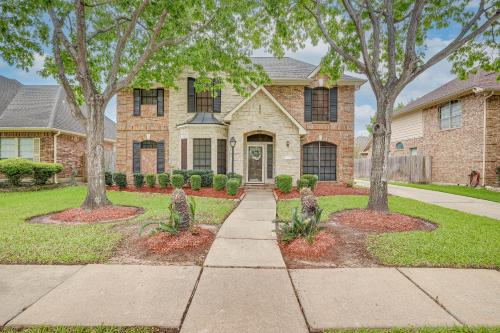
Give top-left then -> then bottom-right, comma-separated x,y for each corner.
116,57 -> 365,185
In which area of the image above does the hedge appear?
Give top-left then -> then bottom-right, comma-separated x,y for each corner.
301,174 -> 318,190
158,173 -> 170,188
296,178 -> 309,190
275,174 -> 293,193
133,173 -> 145,188
173,169 -> 213,187
113,172 -> 127,189
171,174 -> 185,188
227,172 -> 243,186
190,175 -> 202,191
213,174 -> 227,191
226,178 -> 239,196
0,159 -> 63,186
105,171 -> 114,186
33,163 -> 64,185
145,173 -> 156,188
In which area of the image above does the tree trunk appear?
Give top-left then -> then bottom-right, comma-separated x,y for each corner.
367,96 -> 394,212
81,100 -> 111,209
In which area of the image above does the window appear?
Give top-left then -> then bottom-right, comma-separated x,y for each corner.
0,138 -> 17,159
193,138 -> 211,169
0,138 -> 36,160
440,100 -> 461,129
302,141 -> 337,181
140,140 -> 157,149
410,148 -> 417,156
19,138 -> 34,159
312,88 -> 329,121
395,142 -> 404,150
217,139 -> 227,174
140,89 -> 157,105
196,90 -> 214,113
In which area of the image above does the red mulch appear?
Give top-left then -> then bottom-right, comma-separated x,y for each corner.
143,227 -> 214,255
279,231 -> 338,259
274,183 -> 368,199
109,185 -> 244,199
333,209 -> 435,232
51,206 -> 140,223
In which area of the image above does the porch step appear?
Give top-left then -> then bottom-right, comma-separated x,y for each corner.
244,184 -> 275,190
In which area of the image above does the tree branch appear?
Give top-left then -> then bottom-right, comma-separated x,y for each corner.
402,0 -> 425,74
363,0 -> 381,72
384,0 -> 397,81
48,9 -> 79,62
74,0 -> 96,97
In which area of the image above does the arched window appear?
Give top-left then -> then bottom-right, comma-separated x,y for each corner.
395,142 -> 404,150
302,141 -> 337,181
141,140 -> 157,149
247,134 -> 273,142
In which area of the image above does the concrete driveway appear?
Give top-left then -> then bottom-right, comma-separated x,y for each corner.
356,179 -> 500,220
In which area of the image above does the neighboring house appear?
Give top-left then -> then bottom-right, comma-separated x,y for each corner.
116,57 -> 365,185
0,75 -> 116,181
354,135 -> 369,158
389,70 -> 499,186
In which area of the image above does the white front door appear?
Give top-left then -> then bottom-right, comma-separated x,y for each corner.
247,145 -> 264,183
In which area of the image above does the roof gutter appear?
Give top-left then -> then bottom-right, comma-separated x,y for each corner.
0,127 -> 116,143
53,131 -> 61,184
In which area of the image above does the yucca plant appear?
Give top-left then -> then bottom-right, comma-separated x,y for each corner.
140,204 -> 180,236
280,207 -> 323,244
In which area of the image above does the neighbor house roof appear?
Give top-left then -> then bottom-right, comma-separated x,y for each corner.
397,70 -> 500,117
0,75 -> 116,140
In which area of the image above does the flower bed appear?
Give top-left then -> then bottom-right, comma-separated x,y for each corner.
108,185 -> 244,199
279,231 -> 338,259
143,227 -> 214,255
29,205 -> 142,224
274,182 -> 368,199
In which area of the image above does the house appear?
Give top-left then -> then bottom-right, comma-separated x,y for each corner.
116,57 -> 365,185
388,70 -> 499,186
0,75 -> 116,181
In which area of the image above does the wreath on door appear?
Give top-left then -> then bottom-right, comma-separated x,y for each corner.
249,147 -> 262,160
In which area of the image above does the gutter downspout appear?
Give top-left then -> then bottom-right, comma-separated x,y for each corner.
53,131 -> 61,184
482,92 -> 494,187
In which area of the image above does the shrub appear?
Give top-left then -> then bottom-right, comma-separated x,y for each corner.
301,174 -> 318,190
296,178 -> 309,190
213,174 -> 227,191
173,169 -> 213,187
145,173 -> 156,188
0,159 -> 34,186
496,166 -> 500,182
32,162 -> 63,185
346,180 -> 354,188
133,173 -> 145,188
275,174 -> 293,193
279,207 -> 323,244
158,173 -> 170,188
104,171 -> 113,186
113,172 -> 127,189
171,174 -> 185,188
226,178 -> 239,196
227,172 -> 243,186
190,175 -> 202,191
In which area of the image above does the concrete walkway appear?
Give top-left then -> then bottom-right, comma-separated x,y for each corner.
2,189 -> 500,331
356,179 -> 500,220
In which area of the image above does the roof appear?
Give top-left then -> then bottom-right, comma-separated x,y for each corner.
178,112 -> 226,127
0,75 -> 116,140
398,70 -> 500,116
250,57 -> 365,83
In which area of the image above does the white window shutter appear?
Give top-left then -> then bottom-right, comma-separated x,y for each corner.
33,138 -> 41,162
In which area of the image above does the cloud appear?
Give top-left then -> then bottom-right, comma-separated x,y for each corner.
355,104 -> 375,137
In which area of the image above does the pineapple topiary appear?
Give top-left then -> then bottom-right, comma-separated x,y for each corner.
300,187 -> 318,219
171,188 -> 192,230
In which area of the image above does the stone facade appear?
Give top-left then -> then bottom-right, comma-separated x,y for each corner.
390,93 -> 500,186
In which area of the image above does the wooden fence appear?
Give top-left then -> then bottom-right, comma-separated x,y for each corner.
354,155 -> 432,183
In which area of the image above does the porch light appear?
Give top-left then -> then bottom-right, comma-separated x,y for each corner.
230,136 -> 236,148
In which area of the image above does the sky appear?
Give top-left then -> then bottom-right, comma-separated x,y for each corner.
0,30 -> 460,138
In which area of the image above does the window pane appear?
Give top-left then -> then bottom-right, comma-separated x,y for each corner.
440,104 -> 450,118
0,138 -> 17,159
451,101 -> 461,116
196,91 -> 214,113
193,138 -> 211,169
19,138 -> 33,160
451,115 -> 461,128
217,139 -> 226,174
312,88 -> 329,121
440,118 -> 450,129
140,89 -> 157,105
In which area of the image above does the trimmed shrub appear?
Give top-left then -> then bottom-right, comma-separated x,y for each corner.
226,178 -> 239,196
105,171 -> 113,186
296,177 -> 309,190
301,174 -> 318,190
173,169 -> 213,187
226,172 -> 243,186
190,175 -> 202,191
171,174 -> 185,188
275,174 -> 293,193
158,173 -> 170,188
0,159 -> 35,186
213,174 -> 227,191
113,172 -> 127,189
133,173 -> 145,188
33,162 -> 63,185
145,173 -> 156,188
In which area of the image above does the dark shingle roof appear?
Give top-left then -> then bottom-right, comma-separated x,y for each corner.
179,112 -> 226,126
399,70 -> 500,115
0,75 -> 116,140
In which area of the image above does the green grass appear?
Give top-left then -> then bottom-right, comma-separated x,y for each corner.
391,182 -> 500,203
0,327 -> 156,333
277,195 -> 500,268
0,186 -> 235,264
324,328 -> 499,333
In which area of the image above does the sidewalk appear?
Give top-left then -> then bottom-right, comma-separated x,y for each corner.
1,190 -> 499,331
356,179 -> 500,220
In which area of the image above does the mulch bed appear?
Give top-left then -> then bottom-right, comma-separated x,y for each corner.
279,209 -> 436,268
274,183 -> 368,199
143,227 -> 214,255
29,205 -> 143,225
109,185 -> 244,199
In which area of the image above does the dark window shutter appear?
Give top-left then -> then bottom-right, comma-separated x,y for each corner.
157,88 -> 164,116
187,78 -> 196,113
329,87 -> 338,122
133,89 -> 141,116
157,140 -> 165,173
213,80 -> 221,113
304,87 -> 312,122
181,138 -> 187,169
132,141 -> 141,173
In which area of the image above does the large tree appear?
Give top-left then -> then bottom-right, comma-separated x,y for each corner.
266,0 -> 498,211
0,0 -> 269,209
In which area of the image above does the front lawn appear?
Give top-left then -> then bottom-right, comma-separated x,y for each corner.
0,186 -> 235,264
1,327 -> 156,333
277,195 -> 500,268
391,182 -> 500,203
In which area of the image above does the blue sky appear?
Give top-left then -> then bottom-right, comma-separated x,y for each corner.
0,31 -> 459,138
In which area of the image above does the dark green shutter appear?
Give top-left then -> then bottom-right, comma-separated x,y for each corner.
132,141 -> 141,173
304,87 -> 312,122
157,140 -> 165,173
157,88 -> 164,116
213,79 -> 221,113
329,87 -> 338,122
187,77 -> 196,113
133,89 -> 141,116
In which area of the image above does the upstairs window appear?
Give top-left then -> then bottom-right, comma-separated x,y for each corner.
312,88 -> 329,121
140,140 -> 157,149
440,100 -> 461,129
196,90 -> 215,113
140,89 -> 158,105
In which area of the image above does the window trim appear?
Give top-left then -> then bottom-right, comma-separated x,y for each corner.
193,138 -> 211,170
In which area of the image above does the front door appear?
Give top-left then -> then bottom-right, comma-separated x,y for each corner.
247,145 -> 264,183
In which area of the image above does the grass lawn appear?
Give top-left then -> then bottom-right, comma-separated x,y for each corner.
0,327 -> 156,333
0,186 -> 235,264
325,328 -> 498,333
277,195 -> 500,268
391,182 -> 500,203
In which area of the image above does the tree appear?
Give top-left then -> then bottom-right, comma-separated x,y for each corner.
1,0 -> 269,209
265,0 -> 499,211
